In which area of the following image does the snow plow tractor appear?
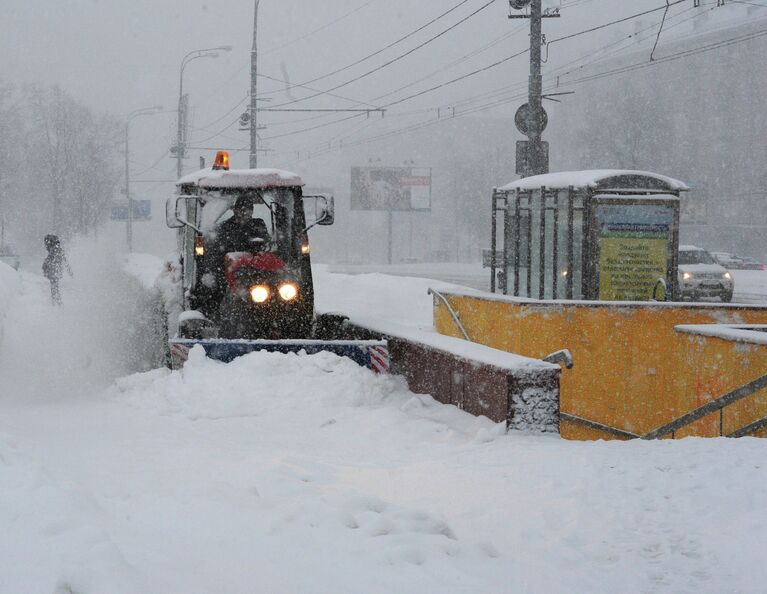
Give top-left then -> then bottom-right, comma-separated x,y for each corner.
164,151 -> 388,372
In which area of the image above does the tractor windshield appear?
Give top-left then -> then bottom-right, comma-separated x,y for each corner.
200,187 -> 299,263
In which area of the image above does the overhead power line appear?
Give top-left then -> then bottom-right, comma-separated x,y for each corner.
262,0 -> 476,98
559,26 -> 767,87
195,0 -> 380,106
272,9 -> 767,165
256,73 -> 380,108
262,1 -> 683,140
262,0 -> 379,56
546,0 -> 687,47
262,22 -> 528,132
269,0 -> 499,108
370,21 -> 529,103
260,45 -> 529,141
198,0 -> 744,159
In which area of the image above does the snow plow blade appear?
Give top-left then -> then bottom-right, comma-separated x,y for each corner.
169,338 -> 389,373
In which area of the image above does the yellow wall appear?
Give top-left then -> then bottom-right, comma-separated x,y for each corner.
434,295 -> 767,440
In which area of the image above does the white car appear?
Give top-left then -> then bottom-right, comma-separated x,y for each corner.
710,251 -> 744,269
678,245 -> 733,302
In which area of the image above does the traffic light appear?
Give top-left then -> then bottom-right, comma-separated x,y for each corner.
510,0 -> 531,9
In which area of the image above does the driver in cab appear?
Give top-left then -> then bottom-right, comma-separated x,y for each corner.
212,193 -> 270,255
198,193 -> 271,318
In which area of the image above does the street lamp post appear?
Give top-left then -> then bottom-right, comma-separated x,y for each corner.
176,45 -> 233,179
126,106 -> 163,252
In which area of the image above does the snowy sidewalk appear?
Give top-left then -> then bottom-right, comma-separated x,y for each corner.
1,246 -> 767,593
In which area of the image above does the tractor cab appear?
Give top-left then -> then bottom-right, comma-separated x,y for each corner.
167,151 -> 334,339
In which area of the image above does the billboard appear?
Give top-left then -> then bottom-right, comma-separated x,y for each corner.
111,200 -> 151,222
350,166 -> 431,211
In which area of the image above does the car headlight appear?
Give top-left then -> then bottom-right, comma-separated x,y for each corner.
683,272 -> 692,280
723,272 -> 732,280
250,285 -> 270,303
278,283 -> 298,301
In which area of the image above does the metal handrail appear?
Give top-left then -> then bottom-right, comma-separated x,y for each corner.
643,372 -> 767,440
428,288 -> 470,341
728,415 -> 767,438
559,413 -> 639,439
651,277 -> 668,301
543,349 -> 574,369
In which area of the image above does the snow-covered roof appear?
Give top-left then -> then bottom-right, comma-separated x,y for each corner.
679,245 -> 705,252
177,167 -> 304,189
498,170 -> 689,193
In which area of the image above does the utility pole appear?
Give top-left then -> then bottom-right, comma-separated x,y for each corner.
528,0 -> 544,173
510,0 -> 560,177
176,94 -> 188,180
126,106 -> 162,252
250,0 -> 260,168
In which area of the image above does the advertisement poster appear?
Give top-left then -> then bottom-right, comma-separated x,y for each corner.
350,166 -> 431,211
594,202 -> 675,301
111,200 -> 151,222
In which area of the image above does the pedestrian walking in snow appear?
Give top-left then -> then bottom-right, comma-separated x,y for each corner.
42,234 -> 72,306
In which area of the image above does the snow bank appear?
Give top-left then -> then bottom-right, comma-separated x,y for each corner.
123,252 -> 164,292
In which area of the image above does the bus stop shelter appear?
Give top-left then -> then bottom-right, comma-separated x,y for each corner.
490,170 -> 688,302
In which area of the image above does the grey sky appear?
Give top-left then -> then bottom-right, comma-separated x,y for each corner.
4,1 -> 760,175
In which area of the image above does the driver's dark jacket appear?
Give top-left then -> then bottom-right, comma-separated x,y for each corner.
198,218 -> 271,315
210,217 -> 270,256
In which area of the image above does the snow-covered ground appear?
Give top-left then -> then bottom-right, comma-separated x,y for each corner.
2,243 -> 767,593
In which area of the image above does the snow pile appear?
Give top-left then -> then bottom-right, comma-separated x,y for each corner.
123,252 -> 164,291
110,345 -> 488,430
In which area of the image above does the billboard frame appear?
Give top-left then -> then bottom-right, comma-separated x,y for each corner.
350,165 -> 432,212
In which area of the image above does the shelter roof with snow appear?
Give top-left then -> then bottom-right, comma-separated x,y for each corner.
177,167 -> 304,190
498,170 -> 689,194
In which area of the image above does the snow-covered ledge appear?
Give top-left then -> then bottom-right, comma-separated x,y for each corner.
383,328 -> 560,433
676,324 -> 767,346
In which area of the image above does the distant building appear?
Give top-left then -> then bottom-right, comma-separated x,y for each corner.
549,7 -> 767,258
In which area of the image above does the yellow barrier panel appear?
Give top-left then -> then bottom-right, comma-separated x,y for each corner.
433,293 -> 767,440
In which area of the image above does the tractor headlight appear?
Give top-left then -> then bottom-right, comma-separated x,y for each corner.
278,283 -> 298,301
250,285 -> 270,303
683,272 -> 692,280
